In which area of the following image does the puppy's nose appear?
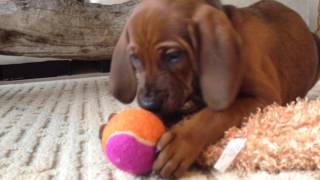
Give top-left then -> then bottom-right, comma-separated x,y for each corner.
140,95 -> 161,111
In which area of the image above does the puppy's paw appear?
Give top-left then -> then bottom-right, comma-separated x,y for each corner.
99,113 -> 117,139
153,124 -> 205,178
108,113 -> 117,120
99,123 -> 106,140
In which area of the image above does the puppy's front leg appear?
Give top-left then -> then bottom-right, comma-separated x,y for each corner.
153,97 -> 268,178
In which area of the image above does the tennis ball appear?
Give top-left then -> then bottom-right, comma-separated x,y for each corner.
101,108 -> 166,175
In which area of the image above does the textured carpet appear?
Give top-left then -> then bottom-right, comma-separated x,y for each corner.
0,76 -> 320,180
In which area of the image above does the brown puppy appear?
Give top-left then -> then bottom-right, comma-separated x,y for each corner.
109,0 -> 320,178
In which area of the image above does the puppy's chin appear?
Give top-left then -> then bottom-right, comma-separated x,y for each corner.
151,104 -> 184,127
157,98 -> 205,127
156,112 -> 184,127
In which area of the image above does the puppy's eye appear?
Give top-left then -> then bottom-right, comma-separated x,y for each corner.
164,50 -> 183,64
129,53 -> 142,68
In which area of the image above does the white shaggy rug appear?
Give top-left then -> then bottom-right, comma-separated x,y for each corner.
0,76 -> 320,180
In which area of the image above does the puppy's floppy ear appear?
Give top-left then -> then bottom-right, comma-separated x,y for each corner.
193,5 -> 243,111
110,26 -> 137,103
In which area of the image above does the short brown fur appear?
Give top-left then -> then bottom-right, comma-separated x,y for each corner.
109,0 -> 320,177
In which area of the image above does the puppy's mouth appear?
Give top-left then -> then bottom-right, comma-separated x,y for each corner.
178,94 -> 204,115
179,99 -> 198,114
159,95 -> 205,127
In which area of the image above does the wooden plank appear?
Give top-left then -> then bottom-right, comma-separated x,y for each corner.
0,0 -> 139,59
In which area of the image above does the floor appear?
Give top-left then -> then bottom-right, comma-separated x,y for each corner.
0,76 -> 320,179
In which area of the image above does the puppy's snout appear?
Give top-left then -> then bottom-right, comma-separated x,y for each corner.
140,93 -> 162,111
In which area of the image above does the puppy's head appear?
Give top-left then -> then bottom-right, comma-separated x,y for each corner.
110,0 -> 243,118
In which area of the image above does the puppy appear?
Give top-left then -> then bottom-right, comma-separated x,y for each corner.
107,0 -> 320,177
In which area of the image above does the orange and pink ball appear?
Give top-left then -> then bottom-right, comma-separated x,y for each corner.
100,108 -> 166,175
